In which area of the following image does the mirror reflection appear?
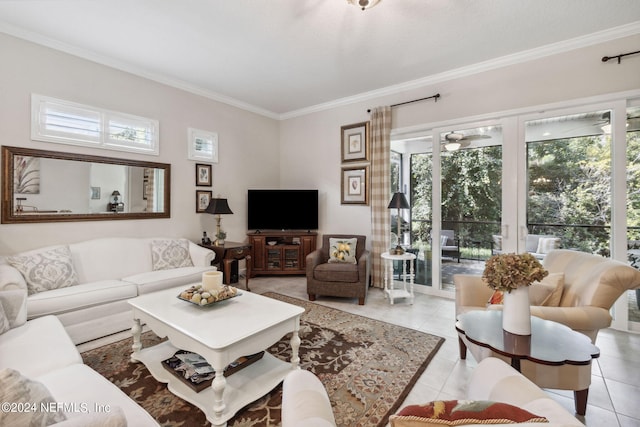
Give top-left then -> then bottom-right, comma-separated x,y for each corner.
2,146 -> 170,223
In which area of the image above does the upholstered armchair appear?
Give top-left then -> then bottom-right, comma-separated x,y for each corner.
455,249 -> 640,344
306,234 -> 370,305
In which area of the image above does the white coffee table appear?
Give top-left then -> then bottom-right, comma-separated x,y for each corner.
128,286 -> 305,427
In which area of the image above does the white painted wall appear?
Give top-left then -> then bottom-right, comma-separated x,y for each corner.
1,31 -> 639,256
278,33 -> 640,246
0,33 -> 280,255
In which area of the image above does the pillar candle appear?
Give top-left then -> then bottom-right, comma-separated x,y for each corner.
202,271 -> 223,292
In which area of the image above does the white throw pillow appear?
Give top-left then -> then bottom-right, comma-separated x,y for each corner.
7,246 -> 79,295
441,235 -> 449,247
536,237 -> 560,254
328,238 -> 358,264
0,368 -> 66,426
151,239 -> 194,271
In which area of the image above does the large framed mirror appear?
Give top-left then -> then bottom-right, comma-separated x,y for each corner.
2,146 -> 170,223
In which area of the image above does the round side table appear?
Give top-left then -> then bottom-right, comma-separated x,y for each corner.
381,251 -> 416,305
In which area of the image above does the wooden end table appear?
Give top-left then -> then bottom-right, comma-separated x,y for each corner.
200,241 -> 251,291
456,310 -> 600,415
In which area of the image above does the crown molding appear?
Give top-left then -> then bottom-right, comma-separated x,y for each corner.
2,19 -> 639,122
279,21 -> 640,120
0,22 -> 280,120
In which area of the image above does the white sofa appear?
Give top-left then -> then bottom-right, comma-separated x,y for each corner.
0,237 -> 215,344
0,300 -> 159,427
282,358 -> 582,427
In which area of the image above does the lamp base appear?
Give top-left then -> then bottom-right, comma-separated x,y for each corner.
390,245 -> 405,255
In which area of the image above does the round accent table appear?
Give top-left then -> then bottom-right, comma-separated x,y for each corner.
381,251 -> 416,305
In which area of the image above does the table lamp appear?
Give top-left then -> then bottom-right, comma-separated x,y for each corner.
205,198 -> 233,245
387,192 -> 410,255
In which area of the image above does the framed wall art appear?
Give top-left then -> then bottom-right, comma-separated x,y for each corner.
195,163 -> 212,186
341,121 -> 369,162
196,190 -> 213,213
188,127 -> 219,163
341,166 -> 369,205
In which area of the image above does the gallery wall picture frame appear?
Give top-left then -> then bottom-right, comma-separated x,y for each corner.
195,163 -> 212,186
196,190 -> 213,213
341,121 -> 369,163
188,127 -> 219,163
341,165 -> 369,205
90,187 -> 101,200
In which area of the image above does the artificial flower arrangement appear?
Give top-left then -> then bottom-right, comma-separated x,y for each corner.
482,252 -> 548,293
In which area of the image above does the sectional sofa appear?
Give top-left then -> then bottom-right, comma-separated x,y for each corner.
0,237 -> 215,344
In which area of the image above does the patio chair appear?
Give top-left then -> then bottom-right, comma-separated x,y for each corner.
441,230 -> 460,263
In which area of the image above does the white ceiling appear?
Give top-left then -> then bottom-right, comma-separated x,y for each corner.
1,0 -> 639,119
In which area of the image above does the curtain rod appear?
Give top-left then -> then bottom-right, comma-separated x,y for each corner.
367,93 -> 440,113
602,49 -> 640,64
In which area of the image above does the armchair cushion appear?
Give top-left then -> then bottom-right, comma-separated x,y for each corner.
314,263 -> 359,283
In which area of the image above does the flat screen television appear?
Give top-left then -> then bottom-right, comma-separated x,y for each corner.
247,189 -> 318,231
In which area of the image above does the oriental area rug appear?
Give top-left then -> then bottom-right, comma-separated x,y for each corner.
81,292 -> 444,427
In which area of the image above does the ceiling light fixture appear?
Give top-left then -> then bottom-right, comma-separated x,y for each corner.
444,142 -> 461,152
347,0 -> 382,10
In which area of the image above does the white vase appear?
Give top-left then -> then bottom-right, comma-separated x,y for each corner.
502,285 -> 532,336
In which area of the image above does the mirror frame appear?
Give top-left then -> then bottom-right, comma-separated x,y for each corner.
2,145 -> 171,224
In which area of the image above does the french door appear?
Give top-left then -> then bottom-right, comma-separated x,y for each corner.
397,98 -> 640,332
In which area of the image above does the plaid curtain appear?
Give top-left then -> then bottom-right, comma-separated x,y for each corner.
369,106 -> 391,288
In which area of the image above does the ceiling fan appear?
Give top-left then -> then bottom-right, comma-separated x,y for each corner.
442,132 -> 491,151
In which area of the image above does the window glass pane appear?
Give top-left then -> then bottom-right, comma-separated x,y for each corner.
526,110 -> 611,255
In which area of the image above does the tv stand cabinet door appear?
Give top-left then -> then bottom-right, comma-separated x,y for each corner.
249,235 -> 266,274
300,235 -> 317,269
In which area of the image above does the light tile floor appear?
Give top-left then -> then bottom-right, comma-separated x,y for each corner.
248,275 -> 640,427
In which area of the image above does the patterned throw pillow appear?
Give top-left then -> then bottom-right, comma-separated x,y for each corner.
328,238 -> 357,264
151,239 -> 194,271
7,246 -> 79,295
0,368 -> 66,426
389,400 -> 548,427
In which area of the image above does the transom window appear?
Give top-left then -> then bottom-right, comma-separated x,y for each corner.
31,94 -> 159,155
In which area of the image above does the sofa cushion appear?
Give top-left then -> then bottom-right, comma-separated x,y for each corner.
0,316 -> 82,378
328,238 -> 357,264
0,368 -> 66,426
124,266 -> 214,295
27,280 -> 138,319
52,407 -> 127,427
7,245 -> 79,295
314,263 -> 359,283
389,400 -> 548,427
37,364 -> 160,427
151,239 -> 194,271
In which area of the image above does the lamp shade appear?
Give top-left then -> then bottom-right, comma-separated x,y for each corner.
111,190 -> 121,197
387,192 -> 409,210
205,198 -> 233,215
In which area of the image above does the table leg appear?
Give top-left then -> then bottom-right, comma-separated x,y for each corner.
458,337 -> 467,360
290,321 -> 301,370
574,388 -> 589,415
211,368 -> 227,426
409,257 -> 415,305
130,318 -> 142,363
245,255 -> 251,291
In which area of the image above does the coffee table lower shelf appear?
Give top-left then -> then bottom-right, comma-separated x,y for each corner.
132,341 -> 292,425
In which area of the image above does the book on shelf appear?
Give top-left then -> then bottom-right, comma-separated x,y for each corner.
161,350 -> 264,393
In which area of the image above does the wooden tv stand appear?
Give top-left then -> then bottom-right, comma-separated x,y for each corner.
247,231 -> 317,277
